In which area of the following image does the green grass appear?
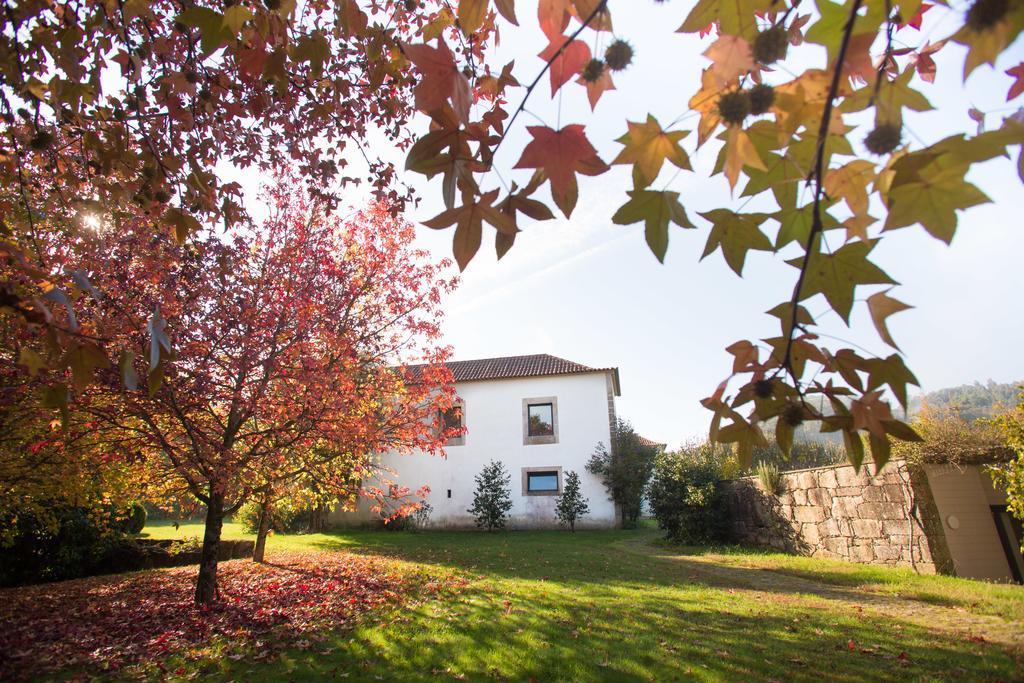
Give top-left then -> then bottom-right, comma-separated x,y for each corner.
142,520 -> 1024,681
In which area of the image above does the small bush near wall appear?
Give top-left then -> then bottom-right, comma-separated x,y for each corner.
649,443 -> 730,544
237,499 -> 311,534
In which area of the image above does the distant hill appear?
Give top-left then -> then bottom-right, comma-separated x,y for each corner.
910,380 -> 1022,421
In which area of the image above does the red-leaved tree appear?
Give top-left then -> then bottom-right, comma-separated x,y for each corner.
30,185 -> 457,603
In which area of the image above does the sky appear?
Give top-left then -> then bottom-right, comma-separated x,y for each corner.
238,1 -> 1024,448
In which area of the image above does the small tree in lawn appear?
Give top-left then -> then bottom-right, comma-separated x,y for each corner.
468,460 -> 513,531
555,470 -> 589,532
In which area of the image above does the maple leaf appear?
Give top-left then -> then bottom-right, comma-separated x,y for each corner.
863,353 -> 919,408
897,2 -> 931,30
699,210 -> 773,275
678,0 -> 775,40
612,190 -> 695,262
723,126 -> 767,192
1006,63 -> 1024,101
539,35 -> 591,96
576,68 -> 616,110
951,6 -> 1024,77
513,125 -> 609,218
612,116 -> 691,188
403,40 -> 471,122
823,160 -> 876,218
689,68 -> 724,146
457,0 -> 489,35
867,289 -> 912,349
787,241 -> 895,323
704,35 -> 755,87
423,190 -> 517,270
911,40 -> 946,84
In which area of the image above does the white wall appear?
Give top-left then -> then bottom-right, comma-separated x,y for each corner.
331,371 -> 618,528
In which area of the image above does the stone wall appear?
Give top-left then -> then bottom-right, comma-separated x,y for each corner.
724,460 -> 949,573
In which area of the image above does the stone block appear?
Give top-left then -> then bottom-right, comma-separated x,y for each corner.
818,518 -> 842,538
861,486 -> 886,502
806,487 -> 833,507
793,505 -> 826,523
777,504 -> 794,521
873,544 -> 902,562
856,501 -> 904,520
831,497 -> 859,518
795,471 -> 817,489
791,488 -> 808,506
777,491 -> 794,506
850,542 -> 875,562
822,537 -> 849,556
882,484 -> 906,503
835,466 -> 866,487
836,486 -> 864,496
851,518 -> 883,538
817,468 -> 839,489
801,523 -> 821,545
882,520 -> 912,536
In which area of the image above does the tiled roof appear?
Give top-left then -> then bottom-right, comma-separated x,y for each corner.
637,435 -> 666,449
408,354 -> 620,395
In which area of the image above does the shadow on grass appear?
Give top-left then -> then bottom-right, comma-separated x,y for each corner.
196,529 -> 1020,682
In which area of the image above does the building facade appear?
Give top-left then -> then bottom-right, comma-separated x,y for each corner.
330,354 -> 622,529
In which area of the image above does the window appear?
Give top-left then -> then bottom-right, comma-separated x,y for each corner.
439,403 -> 465,446
522,467 -> 562,496
527,471 -> 559,492
522,397 -> 558,445
527,403 -> 554,436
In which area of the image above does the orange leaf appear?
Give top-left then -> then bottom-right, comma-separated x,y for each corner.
539,35 -> 590,95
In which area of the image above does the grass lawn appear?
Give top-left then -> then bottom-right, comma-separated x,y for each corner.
134,520 -> 1024,681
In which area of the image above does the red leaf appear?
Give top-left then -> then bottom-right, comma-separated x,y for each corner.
513,125 -> 609,217
897,3 -> 931,30
1006,63 -> 1024,101
539,36 -> 590,96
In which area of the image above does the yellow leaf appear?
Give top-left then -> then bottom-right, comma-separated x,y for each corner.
867,290 -> 912,350
611,116 -> 690,188
823,160 -> 875,217
724,126 -> 766,192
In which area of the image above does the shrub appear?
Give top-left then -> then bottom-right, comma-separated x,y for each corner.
122,503 -> 148,534
468,460 -> 513,531
555,470 -> 590,531
755,461 -> 783,495
0,506 -> 124,586
648,443 -> 730,544
586,418 -> 657,528
237,499 -> 309,534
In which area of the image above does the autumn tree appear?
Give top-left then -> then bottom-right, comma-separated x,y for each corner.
400,0 -> 1024,471
0,0 -> 489,397
23,185 -> 456,603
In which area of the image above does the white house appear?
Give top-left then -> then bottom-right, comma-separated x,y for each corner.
330,354 -> 623,529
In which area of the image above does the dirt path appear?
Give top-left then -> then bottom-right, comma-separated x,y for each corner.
616,536 -> 1024,651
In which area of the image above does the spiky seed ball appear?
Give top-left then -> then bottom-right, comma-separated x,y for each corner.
783,403 -> 804,427
717,91 -> 751,125
753,26 -> 788,65
753,379 -> 774,399
154,189 -> 171,204
29,131 -> 53,151
967,0 -> 1009,31
184,70 -> 200,84
864,123 -> 902,155
404,0 -> 417,10
264,0 -> 282,9
604,40 -> 634,72
749,83 -> 775,115
582,58 -> 605,83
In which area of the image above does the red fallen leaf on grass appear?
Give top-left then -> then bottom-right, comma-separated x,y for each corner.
0,552 -> 466,681
847,639 -> 856,651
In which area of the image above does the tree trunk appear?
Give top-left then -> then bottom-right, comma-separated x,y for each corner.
253,491 -> 272,563
195,488 -> 225,605
307,504 -> 328,534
